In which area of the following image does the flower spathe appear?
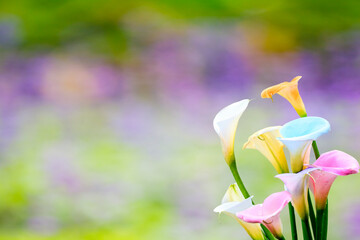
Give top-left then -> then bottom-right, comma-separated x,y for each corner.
243,126 -> 289,173
276,168 -> 318,220
278,116 -> 330,173
213,99 -> 250,165
308,150 -> 360,209
214,184 -> 264,240
261,76 -> 307,117
237,191 -> 291,239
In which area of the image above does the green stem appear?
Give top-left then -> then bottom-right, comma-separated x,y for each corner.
322,202 -> 328,240
288,203 -> 298,240
229,161 -> 250,199
312,141 -> 320,159
308,192 -> 316,238
316,208 -> 324,240
302,217 -> 313,240
312,141 -> 328,240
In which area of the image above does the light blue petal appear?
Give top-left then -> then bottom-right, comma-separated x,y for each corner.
279,116 -> 330,141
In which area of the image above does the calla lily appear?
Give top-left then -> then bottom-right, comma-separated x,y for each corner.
243,126 -> 289,173
237,191 -> 291,239
308,150 -> 360,209
276,168 -> 318,220
213,99 -> 250,165
214,184 -> 265,240
261,76 -> 307,117
278,116 -> 330,173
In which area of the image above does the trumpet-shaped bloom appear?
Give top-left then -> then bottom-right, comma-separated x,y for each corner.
237,191 -> 291,239
261,76 -> 307,117
276,168 -> 318,220
278,117 -> 330,173
213,99 -> 250,165
243,126 -> 289,173
214,184 -> 264,240
308,150 -> 360,209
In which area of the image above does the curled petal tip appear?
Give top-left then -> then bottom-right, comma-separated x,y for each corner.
291,76 -> 302,82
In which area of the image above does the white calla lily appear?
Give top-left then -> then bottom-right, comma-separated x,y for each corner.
213,99 -> 250,165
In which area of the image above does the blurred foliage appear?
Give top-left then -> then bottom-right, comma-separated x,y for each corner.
1,0 -> 360,55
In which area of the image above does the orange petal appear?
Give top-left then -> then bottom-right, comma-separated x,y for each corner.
261,76 -> 307,117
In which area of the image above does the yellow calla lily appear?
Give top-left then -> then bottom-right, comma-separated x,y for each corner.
243,126 -> 289,173
261,76 -> 307,117
214,184 -> 265,240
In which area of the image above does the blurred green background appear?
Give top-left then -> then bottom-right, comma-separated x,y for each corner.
0,0 -> 360,239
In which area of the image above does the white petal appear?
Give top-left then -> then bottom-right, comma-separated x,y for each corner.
213,99 -> 250,158
214,197 -> 253,215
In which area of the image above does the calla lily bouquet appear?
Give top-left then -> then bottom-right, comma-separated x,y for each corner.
213,77 -> 359,240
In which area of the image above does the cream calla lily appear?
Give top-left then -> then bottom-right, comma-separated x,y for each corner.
275,168 -> 318,220
261,76 -> 307,117
213,99 -> 250,165
243,126 -> 289,173
214,184 -> 264,240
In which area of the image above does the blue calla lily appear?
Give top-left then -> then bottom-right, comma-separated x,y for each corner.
278,117 -> 330,173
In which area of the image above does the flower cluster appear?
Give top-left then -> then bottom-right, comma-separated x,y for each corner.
213,77 -> 359,240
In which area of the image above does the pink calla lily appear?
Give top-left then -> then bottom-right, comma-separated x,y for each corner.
275,168 -> 318,220
308,150 -> 360,209
237,191 -> 291,239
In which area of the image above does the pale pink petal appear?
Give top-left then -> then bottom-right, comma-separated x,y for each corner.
262,191 -> 292,218
311,150 -> 360,176
263,215 -> 283,239
237,204 -> 264,223
309,170 -> 337,209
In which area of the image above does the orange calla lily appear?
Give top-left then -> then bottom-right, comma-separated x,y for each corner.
261,76 -> 307,117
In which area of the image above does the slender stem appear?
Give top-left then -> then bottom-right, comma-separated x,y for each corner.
301,221 -> 309,240
288,203 -> 298,240
229,161 -> 250,198
312,141 -> 320,159
316,208 -> 324,240
261,224 -> 277,240
302,218 -> 313,240
312,141 -> 328,240
229,161 -> 275,240
308,192 -> 316,238
322,202 -> 328,240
